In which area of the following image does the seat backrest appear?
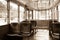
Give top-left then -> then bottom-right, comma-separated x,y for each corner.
20,22 -> 31,34
8,23 -> 18,34
0,24 -> 9,39
31,20 -> 37,27
52,23 -> 60,33
11,23 -> 18,27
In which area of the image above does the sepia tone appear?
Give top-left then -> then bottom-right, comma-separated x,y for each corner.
0,0 -> 60,40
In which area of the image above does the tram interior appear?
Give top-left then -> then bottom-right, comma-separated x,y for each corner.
0,0 -> 60,40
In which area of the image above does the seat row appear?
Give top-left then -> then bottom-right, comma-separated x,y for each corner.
0,20 -> 37,40
49,20 -> 60,39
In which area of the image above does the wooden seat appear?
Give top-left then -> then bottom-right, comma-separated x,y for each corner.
49,20 -> 58,37
30,20 -> 37,27
20,22 -> 32,36
0,24 -> 9,40
8,23 -> 18,34
51,22 -> 60,39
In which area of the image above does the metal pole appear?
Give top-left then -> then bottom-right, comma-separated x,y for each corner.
7,0 -> 10,24
45,11 -> 47,20
32,10 -> 33,20
18,5 -> 20,26
17,5 -> 20,33
54,8 -> 55,20
49,0 -> 51,20
56,6 -> 59,21
38,11 -> 39,20
28,10 -> 30,21
51,0 -> 54,22
45,3 -> 46,20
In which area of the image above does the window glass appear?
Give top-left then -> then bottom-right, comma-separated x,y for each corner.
33,9 -> 57,20
30,11 -> 32,20
36,11 -> 39,20
33,10 -> 47,20
0,0 -> 7,25
58,4 -> 60,22
20,6 -> 25,22
41,11 -> 46,20
33,10 -> 36,20
10,2 -> 18,23
39,11 -> 41,20
47,10 -> 52,20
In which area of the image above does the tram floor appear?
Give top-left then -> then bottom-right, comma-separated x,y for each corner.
3,29 -> 49,40
23,29 -> 59,40
4,29 -> 59,40
28,29 -> 49,40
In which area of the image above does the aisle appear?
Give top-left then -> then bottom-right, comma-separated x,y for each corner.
24,29 -> 49,40
4,29 -> 50,40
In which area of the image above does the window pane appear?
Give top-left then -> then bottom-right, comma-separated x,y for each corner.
33,10 -> 36,20
10,2 -> 18,23
47,10 -> 52,20
20,6 -> 25,22
39,11 -> 46,20
36,11 -> 39,20
0,0 -> 7,25
29,11 -> 32,20
39,11 -> 41,20
58,4 -> 60,22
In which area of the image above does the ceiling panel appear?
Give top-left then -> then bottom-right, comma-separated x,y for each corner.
17,0 -> 58,10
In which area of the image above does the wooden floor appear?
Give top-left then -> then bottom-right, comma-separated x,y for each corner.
4,29 -> 59,40
23,29 -> 60,40
3,25 -> 59,40
23,29 -> 49,40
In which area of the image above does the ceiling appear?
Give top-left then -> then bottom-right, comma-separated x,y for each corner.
17,0 -> 60,10
0,1 -> 6,13
0,0 -> 60,11
17,0 -> 50,10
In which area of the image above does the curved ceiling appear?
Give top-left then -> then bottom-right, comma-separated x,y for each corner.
0,0 -> 60,11
17,0 -> 60,10
0,1 -> 6,13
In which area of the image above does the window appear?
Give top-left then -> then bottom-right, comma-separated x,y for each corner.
29,11 -> 32,20
0,0 -> 7,25
10,2 -> 18,23
20,6 -> 25,22
46,10 -> 52,20
33,10 -> 48,20
58,4 -> 60,22
33,10 -> 36,20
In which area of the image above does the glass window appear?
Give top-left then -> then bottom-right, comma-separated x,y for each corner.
39,11 -> 41,20
0,0 -> 7,25
28,11 -> 32,20
54,7 -> 58,20
32,9 -> 57,20
46,10 -> 52,20
33,10 -> 36,20
30,11 -> 32,20
58,4 -> 60,22
33,10 -> 52,20
20,6 -> 25,22
10,2 -> 18,23
42,11 -> 46,20
35,11 -> 39,20
33,10 -> 47,20
51,8 -> 58,20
